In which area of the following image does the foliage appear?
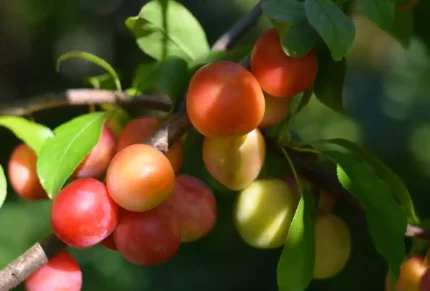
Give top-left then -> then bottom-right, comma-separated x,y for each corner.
0,0 -> 429,290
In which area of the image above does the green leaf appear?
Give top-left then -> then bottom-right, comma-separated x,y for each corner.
0,116 -> 54,155
357,0 -> 395,31
277,186 -> 315,291
125,0 -> 210,62
132,62 -> 157,89
262,0 -> 306,22
37,112 -> 106,199
190,45 -> 252,71
105,108 -> 132,137
274,21 -> 319,58
288,89 -> 313,121
0,165 -> 6,209
305,0 -> 355,61
313,47 -> 346,114
134,56 -> 189,108
323,150 -> 405,288
390,9 -> 414,49
57,51 -> 122,91
321,138 -> 419,224
85,73 -> 118,91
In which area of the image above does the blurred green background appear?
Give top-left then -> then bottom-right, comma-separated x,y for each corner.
1,0 -> 430,290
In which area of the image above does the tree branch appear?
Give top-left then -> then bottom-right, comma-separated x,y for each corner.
0,2 -> 264,290
211,1 -> 262,51
0,89 -> 172,116
279,142 -> 430,240
0,234 -> 65,291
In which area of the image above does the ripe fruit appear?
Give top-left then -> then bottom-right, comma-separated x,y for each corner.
51,178 -> 118,248
186,61 -> 265,138
7,143 -> 47,200
165,140 -> 184,173
116,116 -> 159,152
72,125 -> 116,179
251,28 -> 318,98
101,233 -> 117,251
233,179 -> 298,249
106,144 -> 175,212
202,128 -> 266,191
24,250 -> 82,291
420,266 -> 430,291
385,255 -> 427,291
116,116 -> 184,172
113,204 -> 181,266
259,93 -> 291,129
165,174 -> 217,242
313,213 -> 351,279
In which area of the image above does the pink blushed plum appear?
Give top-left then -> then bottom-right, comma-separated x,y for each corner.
113,204 -> 180,266
24,250 -> 82,291
51,178 -> 118,248
72,125 -> 116,179
165,174 -> 217,242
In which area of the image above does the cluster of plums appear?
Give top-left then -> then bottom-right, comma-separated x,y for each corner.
6,27 -> 357,290
9,116 -> 217,291
234,178 -> 352,280
186,28 -> 318,192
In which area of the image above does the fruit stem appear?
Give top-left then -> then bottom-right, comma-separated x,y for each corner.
318,191 -> 336,214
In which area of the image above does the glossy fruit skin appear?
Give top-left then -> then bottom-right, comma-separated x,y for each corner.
259,93 -> 291,129
116,116 -> 183,172
385,255 -> 427,291
251,28 -> 318,98
313,214 -> 351,279
186,61 -> 265,138
113,204 -> 181,266
24,250 -> 82,291
116,116 -> 159,152
7,143 -> 47,200
233,179 -> 298,249
419,265 -> 430,291
72,125 -> 116,179
202,128 -> 266,191
51,178 -> 118,248
106,144 -> 175,212
165,174 -> 217,242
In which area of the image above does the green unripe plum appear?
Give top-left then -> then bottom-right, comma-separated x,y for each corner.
233,179 -> 298,249
313,213 -> 351,279
203,128 -> 266,191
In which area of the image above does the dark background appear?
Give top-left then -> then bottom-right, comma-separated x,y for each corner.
1,0 -> 430,290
